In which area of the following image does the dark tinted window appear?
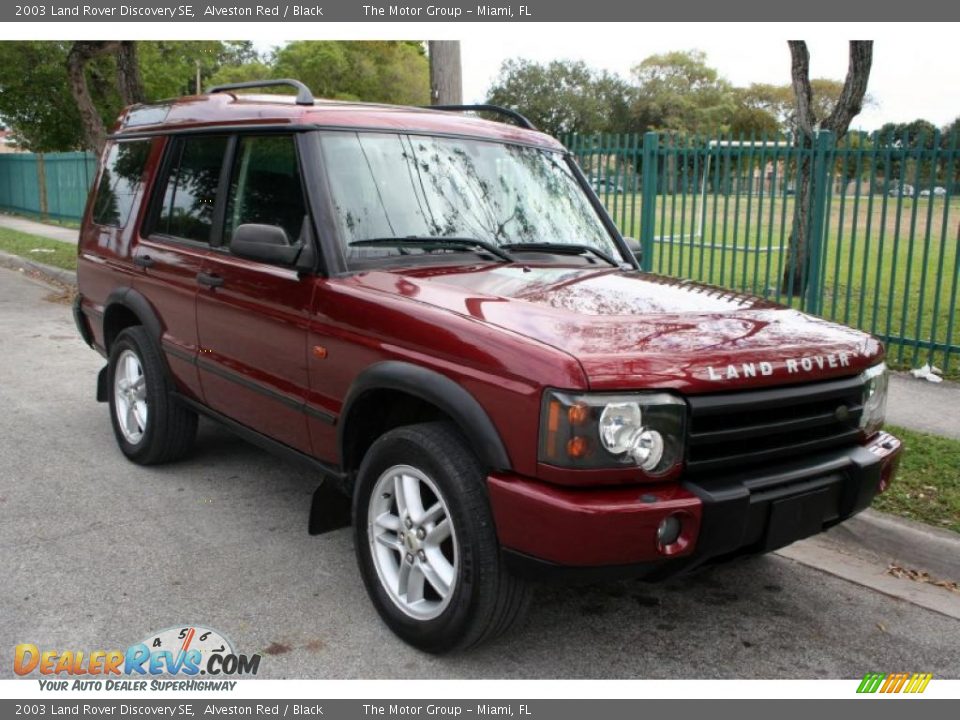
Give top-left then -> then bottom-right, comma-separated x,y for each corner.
154,136 -> 228,244
91,141 -> 152,227
225,135 -> 306,246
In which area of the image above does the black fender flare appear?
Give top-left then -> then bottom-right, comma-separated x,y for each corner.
338,361 -> 512,472
103,286 -> 165,350
101,287 -> 176,396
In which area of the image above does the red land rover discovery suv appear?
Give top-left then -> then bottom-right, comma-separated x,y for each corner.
73,79 -> 901,652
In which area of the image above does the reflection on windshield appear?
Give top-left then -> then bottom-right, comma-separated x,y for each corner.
319,132 -> 617,263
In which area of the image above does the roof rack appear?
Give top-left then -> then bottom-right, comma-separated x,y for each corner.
427,104 -> 537,131
207,79 -> 315,106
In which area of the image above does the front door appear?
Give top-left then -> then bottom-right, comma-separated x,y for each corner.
194,134 -> 315,454
135,134 -> 229,399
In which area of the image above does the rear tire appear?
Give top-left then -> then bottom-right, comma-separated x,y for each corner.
107,326 -> 197,465
353,421 -> 531,653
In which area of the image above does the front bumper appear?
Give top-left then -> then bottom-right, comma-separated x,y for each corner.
488,431 -> 901,582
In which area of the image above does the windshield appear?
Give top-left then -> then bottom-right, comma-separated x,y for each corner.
318,132 -> 619,265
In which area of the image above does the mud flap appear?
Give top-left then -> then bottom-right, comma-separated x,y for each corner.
96,365 -> 109,402
308,479 -> 352,535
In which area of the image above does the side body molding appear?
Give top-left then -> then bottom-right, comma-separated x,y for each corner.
338,361 -> 512,472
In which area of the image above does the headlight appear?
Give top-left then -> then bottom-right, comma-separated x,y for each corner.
859,363 -> 889,436
539,391 -> 686,475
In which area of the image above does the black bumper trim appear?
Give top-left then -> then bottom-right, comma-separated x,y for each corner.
72,294 -> 94,348
505,443 -> 887,584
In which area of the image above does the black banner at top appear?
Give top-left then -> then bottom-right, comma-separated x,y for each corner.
0,0 -> 954,22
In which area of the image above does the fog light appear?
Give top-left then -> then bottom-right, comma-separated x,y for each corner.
657,514 -> 682,547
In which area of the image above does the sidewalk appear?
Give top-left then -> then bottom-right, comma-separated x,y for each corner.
888,372 -> 960,439
0,213 -> 78,244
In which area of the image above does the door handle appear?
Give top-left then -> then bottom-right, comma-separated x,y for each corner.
133,254 -> 155,268
196,272 -> 224,288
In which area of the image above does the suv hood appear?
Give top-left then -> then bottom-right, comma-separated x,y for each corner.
352,265 -> 883,391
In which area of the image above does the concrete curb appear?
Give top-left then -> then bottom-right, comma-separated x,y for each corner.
0,249 -> 77,287
827,508 -> 960,582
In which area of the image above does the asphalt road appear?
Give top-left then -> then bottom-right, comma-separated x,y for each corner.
1,266 -> 958,679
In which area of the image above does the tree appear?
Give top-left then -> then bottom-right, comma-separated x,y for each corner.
67,41 -> 145,153
629,50 -> 736,134
138,41 -> 254,98
783,40 -> 872,296
735,79 -> 870,134
1,41 -> 427,152
269,41 -> 429,105
0,41 -> 266,152
486,59 -> 633,136
0,42 -> 88,151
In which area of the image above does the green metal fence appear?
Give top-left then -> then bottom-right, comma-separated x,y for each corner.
0,151 -> 96,223
2,139 -> 958,373
566,130 -> 960,374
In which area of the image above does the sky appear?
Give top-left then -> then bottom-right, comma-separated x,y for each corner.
253,23 -> 959,131
456,25 -> 960,131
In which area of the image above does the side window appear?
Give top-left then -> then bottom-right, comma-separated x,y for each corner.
225,135 -> 306,246
153,135 -> 228,244
92,140 -> 152,227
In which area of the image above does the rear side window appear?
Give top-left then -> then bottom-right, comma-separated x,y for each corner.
91,141 -> 152,227
153,135 -> 228,244
224,135 -> 306,246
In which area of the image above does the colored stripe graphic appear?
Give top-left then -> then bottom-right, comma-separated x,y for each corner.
857,672 -> 932,694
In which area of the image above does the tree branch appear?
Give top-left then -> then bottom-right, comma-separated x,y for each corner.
66,42 -> 117,153
820,41 -> 873,140
66,41 -> 145,153
788,40 -> 815,140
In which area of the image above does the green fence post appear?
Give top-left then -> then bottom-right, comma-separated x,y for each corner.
639,131 -> 659,271
805,130 -> 833,315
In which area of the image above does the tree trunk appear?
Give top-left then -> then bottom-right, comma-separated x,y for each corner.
115,41 -> 145,105
781,40 -> 872,296
428,41 -> 462,105
67,41 -> 145,154
783,152 -> 813,295
67,42 -> 114,154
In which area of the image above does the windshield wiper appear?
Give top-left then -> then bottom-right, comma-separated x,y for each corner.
499,242 -> 621,268
349,236 -> 514,263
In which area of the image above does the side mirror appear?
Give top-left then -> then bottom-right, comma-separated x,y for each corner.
230,224 -> 301,266
622,236 -> 643,265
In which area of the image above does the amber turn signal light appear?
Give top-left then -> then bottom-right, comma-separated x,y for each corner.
567,402 -> 590,426
566,436 -> 590,459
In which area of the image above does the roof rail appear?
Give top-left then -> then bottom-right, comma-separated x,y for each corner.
427,104 -> 537,131
207,79 -> 315,106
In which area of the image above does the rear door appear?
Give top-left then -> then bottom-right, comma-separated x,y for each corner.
135,134 -> 230,399
194,133 -> 316,454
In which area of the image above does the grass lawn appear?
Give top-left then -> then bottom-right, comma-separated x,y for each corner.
598,192 -> 960,377
875,424 -> 960,533
0,227 -> 77,271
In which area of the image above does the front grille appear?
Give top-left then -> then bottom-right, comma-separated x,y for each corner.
685,376 -> 865,474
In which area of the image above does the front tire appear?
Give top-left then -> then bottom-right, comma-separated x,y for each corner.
107,326 -> 197,465
353,422 -> 531,653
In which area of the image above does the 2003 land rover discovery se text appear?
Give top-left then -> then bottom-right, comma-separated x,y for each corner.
74,79 -> 902,653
